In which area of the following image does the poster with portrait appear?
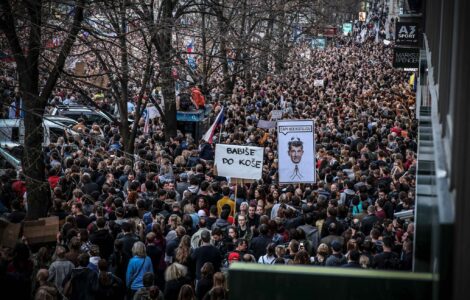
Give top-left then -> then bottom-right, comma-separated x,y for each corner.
277,120 -> 316,184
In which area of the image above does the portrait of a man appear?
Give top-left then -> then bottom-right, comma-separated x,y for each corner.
288,137 -> 304,180
277,119 -> 315,184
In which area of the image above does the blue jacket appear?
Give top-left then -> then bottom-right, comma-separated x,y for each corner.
126,256 -> 154,291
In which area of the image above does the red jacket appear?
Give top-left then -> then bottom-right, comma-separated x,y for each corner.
191,87 -> 205,108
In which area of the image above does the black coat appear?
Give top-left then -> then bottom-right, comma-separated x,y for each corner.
191,245 -> 221,280
341,262 -> 362,268
62,267 -> 99,300
82,182 -> 100,195
361,214 -> 379,235
196,277 -> 213,300
118,233 -> 140,260
249,234 -> 271,260
164,277 -> 192,300
90,229 -> 115,259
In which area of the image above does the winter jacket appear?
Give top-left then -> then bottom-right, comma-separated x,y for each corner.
48,258 -> 74,293
90,229 -> 115,259
126,256 -> 154,291
62,267 -> 99,300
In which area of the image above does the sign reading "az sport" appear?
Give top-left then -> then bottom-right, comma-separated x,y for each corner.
395,22 -> 419,46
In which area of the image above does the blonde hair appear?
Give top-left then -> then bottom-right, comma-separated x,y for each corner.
213,272 -> 225,288
360,255 -> 370,269
132,241 -> 147,258
317,243 -> 330,256
174,155 -> 186,167
175,235 -> 191,264
165,263 -> 188,281
183,204 -> 195,214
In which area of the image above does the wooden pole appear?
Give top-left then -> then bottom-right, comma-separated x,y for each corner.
234,180 -> 238,217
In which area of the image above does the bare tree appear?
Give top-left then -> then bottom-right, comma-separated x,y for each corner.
0,0 -> 86,219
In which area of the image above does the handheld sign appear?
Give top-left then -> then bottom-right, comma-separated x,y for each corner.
314,79 -> 324,87
270,110 -> 283,121
215,144 -> 264,180
277,120 -> 316,184
258,120 -> 276,129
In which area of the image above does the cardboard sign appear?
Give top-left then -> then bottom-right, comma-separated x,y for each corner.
258,120 -> 276,129
270,110 -> 283,120
215,144 -> 264,180
23,216 -> 59,245
74,61 -> 86,77
0,218 -> 21,248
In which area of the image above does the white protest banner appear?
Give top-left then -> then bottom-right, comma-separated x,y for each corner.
314,79 -> 324,87
146,105 -> 160,119
277,120 -> 316,184
270,110 -> 283,120
215,144 -> 264,180
258,120 -> 276,129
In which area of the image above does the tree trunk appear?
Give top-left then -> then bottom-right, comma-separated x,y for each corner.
201,5 -> 209,94
118,0 -> 131,155
260,14 -> 275,81
274,9 -> 288,74
22,92 -> 50,219
0,0 -> 85,219
214,2 -> 231,96
157,0 -> 177,141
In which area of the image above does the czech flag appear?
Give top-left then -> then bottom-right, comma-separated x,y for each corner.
202,107 -> 224,144
187,40 -> 193,53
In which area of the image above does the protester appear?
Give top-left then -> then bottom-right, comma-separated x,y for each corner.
126,242 -> 154,299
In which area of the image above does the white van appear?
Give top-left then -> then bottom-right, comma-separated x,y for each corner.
0,117 -> 78,147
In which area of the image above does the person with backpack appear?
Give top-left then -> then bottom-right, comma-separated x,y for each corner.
62,253 -> 99,300
96,259 -> 124,300
372,236 -> 401,270
258,243 -> 277,264
126,242 -> 154,299
191,230 -> 222,281
133,272 -> 164,300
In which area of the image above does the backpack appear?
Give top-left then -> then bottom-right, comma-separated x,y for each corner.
261,255 -> 276,264
344,193 -> 357,208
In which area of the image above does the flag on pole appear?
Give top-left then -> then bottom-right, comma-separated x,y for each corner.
202,107 -> 224,144
143,110 -> 150,134
187,40 -> 194,53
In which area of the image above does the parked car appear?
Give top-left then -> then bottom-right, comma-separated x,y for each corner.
0,117 -> 78,147
50,105 -> 115,125
0,144 -> 21,175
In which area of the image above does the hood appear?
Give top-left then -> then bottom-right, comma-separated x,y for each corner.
71,267 -> 89,276
187,185 -> 199,193
214,218 -> 229,228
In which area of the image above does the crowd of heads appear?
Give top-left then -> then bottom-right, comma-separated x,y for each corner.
0,2 -> 417,299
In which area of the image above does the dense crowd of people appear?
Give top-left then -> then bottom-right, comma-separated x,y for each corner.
0,1 -> 417,300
